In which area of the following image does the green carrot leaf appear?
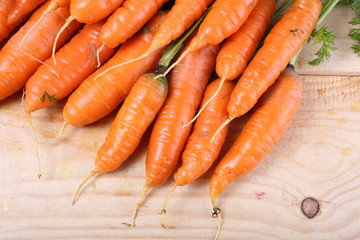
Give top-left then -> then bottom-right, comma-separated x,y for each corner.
308,25 -> 337,66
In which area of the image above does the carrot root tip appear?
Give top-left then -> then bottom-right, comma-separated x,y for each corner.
123,185 -> 150,227
72,169 -> 99,205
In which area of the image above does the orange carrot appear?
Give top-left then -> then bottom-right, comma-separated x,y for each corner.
210,68 -> 302,239
0,2 -> 82,101
72,73 -> 168,205
185,0 -> 275,126
227,0 -> 321,119
25,20 -> 116,113
145,43 -> 220,189
160,79 -> 235,228
159,0 -> 259,77
99,0 -> 169,48
53,0 -> 124,63
63,12 -> 166,127
7,0 -> 46,24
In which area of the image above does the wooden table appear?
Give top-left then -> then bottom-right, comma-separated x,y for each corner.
1,5 -> 360,240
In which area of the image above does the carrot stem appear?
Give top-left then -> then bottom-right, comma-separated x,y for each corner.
161,182 -> 178,229
123,185 -> 150,227
72,169 -> 99,205
273,0 -> 293,20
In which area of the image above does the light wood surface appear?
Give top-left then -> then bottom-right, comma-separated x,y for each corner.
2,3 -> 360,240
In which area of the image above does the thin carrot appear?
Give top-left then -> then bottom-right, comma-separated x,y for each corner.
52,0 -> 124,63
63,12 -> 167,127
0,2 -> 82,101
19,0 -> 71,48
161,79 -> 235,228
185,0 -> 276,126
210,68 -> 302,240
227,0 -> 321,120
25,20 -> 116,113
103,0 -> 214,69
159,0 -> 259,78
7,0 -> 46,24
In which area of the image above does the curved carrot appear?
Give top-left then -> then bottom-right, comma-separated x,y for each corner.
63,12 -> 166,127
53,0 -> 124,63
99,0 -> 168,48
25,20 -> 116,113
228,0 -> 321,119
160,79 -> 235,229
160,0 -> 259,77
0,2 -> 82,101
210,68 -> 302,239
185,0 -> 275,126
145,43 -> 220,189
72,73 -> 168,204
7,0 -> 46,24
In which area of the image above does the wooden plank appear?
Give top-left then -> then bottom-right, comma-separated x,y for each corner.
1,75 -> 360,239
295,6 -> 360,75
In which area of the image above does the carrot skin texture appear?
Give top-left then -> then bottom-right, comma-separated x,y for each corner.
100,0 -> 168,48
25,20 -> 116,113
0,3 -> 82,101
0,0 -> 16,42
147,0 -> 213,52
228,0 -> 321,118
189,0 -> 259,52
210,69 -> 303,201
145,44 -> 220,188
70,0 -> 124,23
63,12 -> 166,126
95,73 -> 168,173
216,0 -> 275,81
174,79 -> 235,186
8,0 -> 46,24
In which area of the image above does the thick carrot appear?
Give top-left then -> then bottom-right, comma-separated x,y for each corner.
160,79 -> 235,228
228,0 -> 321,119
160,0 -> 259,77
185,0 -> 275,126
25,20 -> 116,113
145,43 -> 220,189
99,0 -> 168,48
63,12 -> 166,127
210,68 -> 302,239
7,0 -> 46,24
53,0 -> 124,63
0,2 -> 82,101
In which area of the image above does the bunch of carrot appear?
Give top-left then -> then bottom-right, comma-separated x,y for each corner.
0,0 -> 339,239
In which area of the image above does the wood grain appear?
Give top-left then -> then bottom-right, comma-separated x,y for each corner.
1,74 -> 360,240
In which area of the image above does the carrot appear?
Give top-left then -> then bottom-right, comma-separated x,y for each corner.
210,68 -> 302,240
7,0 -> 46,24
159,0 -> 259,78
185,0 -> 276,126
226,0 -> 321,121
19,0 -> 71,48
53,0 -> 124,63
63,12 -> 166,127
25,20 -> 116,113
0,2 -> 82,101
104,0 -> 214,69
161,79 -> 235,228
99,0 -> 169,48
